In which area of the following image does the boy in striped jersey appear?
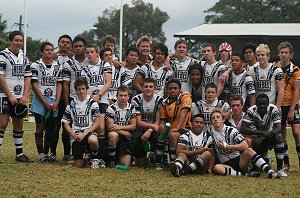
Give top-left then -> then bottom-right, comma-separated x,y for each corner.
209,109 -> 280,178
170,114 -> 213,177
106,85 -> 136,167
62,77 -> 101,169
30,42 -> 63,163
0,31 -> 33,162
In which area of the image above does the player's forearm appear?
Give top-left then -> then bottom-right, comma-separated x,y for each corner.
63,123 -> 76,139
32,83 -> 48,104
98,80 -> 111,96
275,81 -> 284,108
63,81 -> 71,106
176,109 -> 189,129
55,82 -> 62,103
23,77 -> 31,98
119,124 -> 136,132
226,141 -> 248,152
290,82 -> 300,109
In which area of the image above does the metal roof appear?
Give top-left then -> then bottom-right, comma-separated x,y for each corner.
174,23 -> 300,37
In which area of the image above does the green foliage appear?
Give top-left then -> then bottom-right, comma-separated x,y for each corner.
79,0 -> 169,57
0,14 -> 8,50
204,0 -> 300,23
26,37 -> 42,62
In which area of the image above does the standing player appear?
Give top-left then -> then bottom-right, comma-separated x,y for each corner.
155,79 -> 192,169
277,42 -> 300,171
30,42 -> 63,163
248,44 -> 284,109
241,94 -> 286,176
134,43 -> 172,97
131,78 -> 162,166
170,39 -> 198,86
81,44 -> 112,163
136,36 -> 152,66
62,36 -> 89,161
218,42 -> 232,68
223,52 -> 256,108
106,85 -> 136,167
101,35 -> 123,67
62,77 -> 101,169
169,114 -> 213,177
0,31 -> 33,162
209,109 -> 280,178
201,43 -> 226,99
242,43 -> 258,69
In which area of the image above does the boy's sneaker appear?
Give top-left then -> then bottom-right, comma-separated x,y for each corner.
268,170 -> 281,179
277,169 -> 288,177
15,153 -> 33,163
48,153 -> 56,162
98,159 -> 106,168
169,162 -> 182,177
283,164 -> 291,172
90,159 -> 100,169
156,163 -> 165,170
246,170 -> 261,177
38,156 -> 49,164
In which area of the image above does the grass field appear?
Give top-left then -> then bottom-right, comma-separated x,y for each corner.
0,122 -> 300,198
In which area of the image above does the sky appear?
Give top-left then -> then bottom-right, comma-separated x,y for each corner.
1,0 -> 218,49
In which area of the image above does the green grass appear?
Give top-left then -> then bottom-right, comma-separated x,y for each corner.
0,122 -> 300,197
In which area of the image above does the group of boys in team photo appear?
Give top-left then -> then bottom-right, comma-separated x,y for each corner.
1,30 -> 300,179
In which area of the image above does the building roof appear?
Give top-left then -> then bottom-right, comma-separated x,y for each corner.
174,23 -> 300,37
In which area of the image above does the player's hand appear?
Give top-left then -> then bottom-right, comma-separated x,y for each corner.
76,132 -> 85,142
91,94 -> 100,103
109,124 -> 121,131
8,95 -> 18,106
220,72 -> 229,83
123,131 -> 132,140
218,141 -> 228,150
51,102 -> 59,111
287,109 -> 295,122
158,124 -> 165,133
141,129 -> 152,142
169,127 -> 179,133
19,96 -> 28,105
113,60 -> 125,68
152,124 -> 160,133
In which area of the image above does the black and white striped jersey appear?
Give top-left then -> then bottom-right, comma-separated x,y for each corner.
138,61 -> 172,97
63,57 -> 89,98
120,66 -> 140,97
227,113 -> 244,130
62,96 -> 100,131
81,60 -> 112,104
170,58 -> 197,84
31,59 -> 63,99
243,104 -> 281,132
207,125 -> 245,163
0,48 -> 31,98
105,102 -> 136,126
178,128 -> 210,151
131,93 -> 162,124
109,65 -> 125,101
224,70 -> 256,103
249,63 -> 284,104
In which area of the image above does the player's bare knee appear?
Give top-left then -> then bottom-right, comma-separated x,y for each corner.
88,134 -> 99,149
108,132 -> 119,143
201,150 -> 211,160
213,164 -> 224,175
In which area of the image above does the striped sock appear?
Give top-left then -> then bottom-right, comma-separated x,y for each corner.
283,141 -> 290,165
108,144 -> 116,163
34,132 -> 44,154
169,147 -> 177,162
296,144 -> 300,165
0,130 -> 4,146
252,153 -> 270,173
13,131 -> 23,155
274,143 -> 284,170
224,167 -> 242,176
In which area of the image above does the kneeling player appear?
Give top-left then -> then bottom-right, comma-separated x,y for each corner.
209,109 -> 280,178
62,77 -> 102,169
170,114 -> 213,177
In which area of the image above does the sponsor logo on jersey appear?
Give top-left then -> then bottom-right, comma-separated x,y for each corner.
142,112 -> 155,123
12,64 -> 25,76
74,115 -> 89,127
174,71 -> 188,82
41,76 -> 56,86
257,80 -> 271,92
232,86 -> 243,95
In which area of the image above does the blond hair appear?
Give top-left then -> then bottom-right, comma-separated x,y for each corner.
256,44 -> 270,56
136,36 -> 152,48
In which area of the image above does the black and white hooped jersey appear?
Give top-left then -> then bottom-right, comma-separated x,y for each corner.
200,61 -> 226,99
109,65 -> 125,101
0,48 -> 31,98
63,57 -> 89,98
249,63 -> 284,104
131,93 -> 162,124
62,96 -> 100,131
192,99 -> 231,127
170,58 -> 197,84
105,102 -> 136,126
178,128 -> 210,151
81,60 -> 112,104
120,66 -> 140,96
138,62 -> 172,97
31,59 -> 63,99
207,125 -> 245,163
224,70 -> 256,103
243,104 -> 281,132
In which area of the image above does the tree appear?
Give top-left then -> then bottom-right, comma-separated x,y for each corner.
26,37 -> 42,62
0,14 -> 8,50
79,0 -> 169,57
204,0 -> 300,23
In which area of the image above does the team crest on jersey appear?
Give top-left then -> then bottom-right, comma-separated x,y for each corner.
92,89 -> 99,95
13,84 -> 22,95
44,88 -> 53,97
74,115 -> 89,127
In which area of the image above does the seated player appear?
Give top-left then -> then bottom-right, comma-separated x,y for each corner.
169,114 -> 213,177
131,78 -> 162,166
62,77 -> 102,169
226,96 -> 244,130
240,94 -> 286,176
209,108 -> 280,178
106,85 -> 136,167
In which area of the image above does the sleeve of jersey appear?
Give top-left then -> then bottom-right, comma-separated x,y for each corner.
222,102 -> 231,113
275,68 -> 284,81
191,102 -> 200,116
61,105 -> 72,124
232,129 -> 245,144
63,63 -> 71,81
223,82 -> 230,93
293,67 -> 300,81
242,110 -> 253,123
130,107 -> 136,119
204,136 -> 214,148
178,134 -> 188,146
137,66 -> 146,78
272,108 -> 281,124
105,106 -> 115,120
104,62 -> 112,74
0,53 -> 7,75
91,102 -> 101,119
217,65 -> 226,77
24,61 -> 32,77
182,94 -> 192,110
30,63 -> 38,80
56,69 -> 64,82
245,76 -> 256,95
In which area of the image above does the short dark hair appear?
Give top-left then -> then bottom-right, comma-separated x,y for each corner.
242,43 -> 257,55
102,35 -> 116,46
9,31 -> 23,41
192,113 -> 205,122
152,43 -> 168,58
72,36 -> 87,47
230,96 -> 243,105
167,79 -> 181,89
74,77 -> 89,90
205,83 -> 217,92
117,85 -> 130,96
100,47 -> 112,59
40,42 -> 54,52
86,44 -> 99,52
143,78 -> 156,87
174,39 -> 188,49
203,43 -> 216,52
231,52 -> 245,62
58,34 -> 72,44
188,64 -> 204,77
256,94 -> 269,103
126,47 -> 139,56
